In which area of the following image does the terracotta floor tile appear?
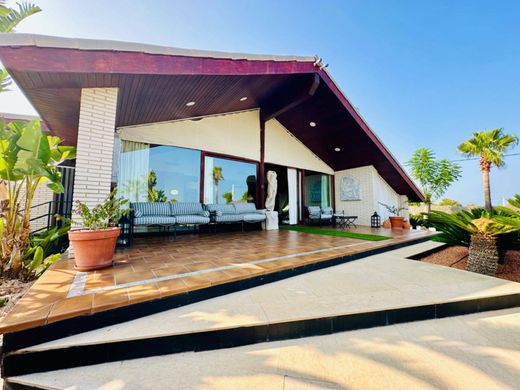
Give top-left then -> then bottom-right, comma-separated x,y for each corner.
85,274 -> 115,290
47,295 -> 94,324
115,270 -> 155,285
92,288 -> 129,312
152,265 -> 190,278
127,283 -> 161,304
157,279 -> 190,298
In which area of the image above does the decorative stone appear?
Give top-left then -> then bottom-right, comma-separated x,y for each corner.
402,221 -> 411,230
382,219 -> 391,229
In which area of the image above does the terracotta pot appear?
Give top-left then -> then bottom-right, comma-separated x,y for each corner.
389,216 -> 405,229
69,227 -> 120,271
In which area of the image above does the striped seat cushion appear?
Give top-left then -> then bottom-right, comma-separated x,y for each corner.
242,213 -> 266,222
307,206 -> 321,217
133,216 -> 176,226
170,202 -> 206,216
132,202 -> 171,216
175,215 -> 210,225
215,214 -> 243,223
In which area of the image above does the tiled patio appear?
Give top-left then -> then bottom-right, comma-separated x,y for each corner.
0,227 -> 436,335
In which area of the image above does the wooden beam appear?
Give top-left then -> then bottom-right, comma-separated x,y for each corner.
260,73 -> 320,122
258,117 -> 266,208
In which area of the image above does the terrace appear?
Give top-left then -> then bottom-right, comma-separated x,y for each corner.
0,227 -> 435,336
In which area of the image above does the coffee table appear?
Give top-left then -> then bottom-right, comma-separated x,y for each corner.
333,214 -> 358,228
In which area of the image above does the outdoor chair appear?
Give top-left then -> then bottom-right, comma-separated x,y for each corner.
307,206 -> 333,225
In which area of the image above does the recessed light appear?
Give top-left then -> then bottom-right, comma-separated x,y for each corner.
309,121 -> 316,127
240,96 -> 248,101
186,101 -> 196,107
334,147 -> 341,152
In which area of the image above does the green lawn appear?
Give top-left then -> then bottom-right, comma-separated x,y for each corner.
281,226 -> 391,241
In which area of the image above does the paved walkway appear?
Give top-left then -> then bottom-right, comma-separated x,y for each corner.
9,308 -> 520,389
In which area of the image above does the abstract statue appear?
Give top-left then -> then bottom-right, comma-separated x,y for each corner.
265,171 -> 277,211
264,171 -> 279,230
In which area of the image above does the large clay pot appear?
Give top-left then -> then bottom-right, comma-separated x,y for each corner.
68,227 -> 120,271
389,216 -> 405,229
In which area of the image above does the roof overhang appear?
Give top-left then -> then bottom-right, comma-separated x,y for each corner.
0,33 -> 423,201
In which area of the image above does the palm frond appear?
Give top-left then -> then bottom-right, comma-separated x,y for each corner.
0,67 -> 11,93
0,2 -> 41,33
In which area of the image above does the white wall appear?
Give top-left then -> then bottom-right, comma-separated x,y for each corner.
118,110 -> 261,162
334,165 -> 407,226
265,119 -> 333,174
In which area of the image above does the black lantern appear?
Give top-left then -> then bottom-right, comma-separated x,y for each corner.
371,212 -> 381,228
117,214 -> 133,247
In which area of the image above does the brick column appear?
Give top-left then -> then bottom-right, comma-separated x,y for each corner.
72,88 -> 119,224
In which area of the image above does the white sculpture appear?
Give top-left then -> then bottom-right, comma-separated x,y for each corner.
264,170 -> 279,230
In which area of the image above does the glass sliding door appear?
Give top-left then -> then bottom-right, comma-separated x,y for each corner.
117,141 -> 201,203
304,171 -> 331,208
204,155 -> 257,204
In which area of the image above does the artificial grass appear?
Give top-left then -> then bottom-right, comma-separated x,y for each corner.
281,225 -> 391,241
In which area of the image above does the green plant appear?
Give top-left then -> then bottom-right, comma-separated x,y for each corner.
507,194 -> 520,209
23,221 -> 70,279
438,198 -> 462,207
147,170 -> 167,202
406,148 -> 462,214
0,119 -> 75,278
458,129 -> 518,211
222,191 -> 233,204
74,189 -> 128,230
429,209 -> 520,275
378,202 -> 407,216
409,214 -> 426,229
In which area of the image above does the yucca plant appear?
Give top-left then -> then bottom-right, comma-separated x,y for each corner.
430,210 -> 520,276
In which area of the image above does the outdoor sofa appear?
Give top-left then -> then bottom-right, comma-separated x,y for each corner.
130,201 -> 266,236
307,206 -> 334,225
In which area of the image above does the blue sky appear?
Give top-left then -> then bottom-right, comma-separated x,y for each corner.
1,0 -> 519,205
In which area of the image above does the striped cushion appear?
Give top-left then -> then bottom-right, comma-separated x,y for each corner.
233,202 -> 257,214
242,213 -> 266,222
321,207 -> 333,216
175,215 -> 210,225
307,206 -> 321,217
132,202 -> 171,216
205,204 -> 237,215
215,214 -> 243,223
170,202 -> 205,216
134,216 -> 176,225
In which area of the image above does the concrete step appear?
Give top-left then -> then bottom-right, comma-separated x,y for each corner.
3,244 -> 520,378
6,308 -> 520,390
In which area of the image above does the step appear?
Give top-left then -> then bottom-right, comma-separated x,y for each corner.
6,308 -> 520,390
4,244 -> 520,377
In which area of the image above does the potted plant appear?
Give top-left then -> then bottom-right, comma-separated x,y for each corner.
379,202 -> 408,228
69,189 -> 128,271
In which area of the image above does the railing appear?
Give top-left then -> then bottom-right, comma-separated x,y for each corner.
26,200 -> 73,234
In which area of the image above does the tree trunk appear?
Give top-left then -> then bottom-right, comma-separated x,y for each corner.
480,159 -> 492,211
467,235 -> 499,276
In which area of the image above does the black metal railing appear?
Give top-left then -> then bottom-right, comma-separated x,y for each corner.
27,200 -> 73,234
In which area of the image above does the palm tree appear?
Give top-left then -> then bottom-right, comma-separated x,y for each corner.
0,1 -> 41,93
458,129 -> 518,211
430,210 -> 520,276
212,166 -> 224,204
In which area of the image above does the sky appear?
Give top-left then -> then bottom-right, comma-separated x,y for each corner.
1,0 -> 519,205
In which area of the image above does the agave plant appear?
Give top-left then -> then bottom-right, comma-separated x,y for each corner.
430,209 -> 520,276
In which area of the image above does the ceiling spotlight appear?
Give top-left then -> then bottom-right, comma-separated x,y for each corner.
309,121 -> 316,127
334,147 -> 341,152
240,96 -> 248,101
186,101 -> 196,107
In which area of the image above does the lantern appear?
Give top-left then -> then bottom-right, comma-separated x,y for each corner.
117,213 -> 133,247
371,212 -> 381,228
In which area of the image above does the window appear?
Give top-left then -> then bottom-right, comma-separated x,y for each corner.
304,172 -> 331,208
118,141 -> 200,203
204,156 -> 257,204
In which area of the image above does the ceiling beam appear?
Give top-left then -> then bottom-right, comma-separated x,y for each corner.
260,73 -> 320,122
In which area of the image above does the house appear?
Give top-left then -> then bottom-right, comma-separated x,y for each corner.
0,34 -> 423,226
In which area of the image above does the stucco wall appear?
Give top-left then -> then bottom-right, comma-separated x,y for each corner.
334,165 -> 408,226
118,110 -> 261,162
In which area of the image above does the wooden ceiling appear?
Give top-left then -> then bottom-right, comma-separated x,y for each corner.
0,46 -> 422,200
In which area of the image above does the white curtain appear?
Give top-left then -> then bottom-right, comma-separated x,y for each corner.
118,140 -> 150,203
287,168 -> 298,225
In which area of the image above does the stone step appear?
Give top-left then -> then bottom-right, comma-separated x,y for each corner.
5,308 -> 520,390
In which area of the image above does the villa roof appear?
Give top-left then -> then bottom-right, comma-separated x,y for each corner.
0,33 -> 423,201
